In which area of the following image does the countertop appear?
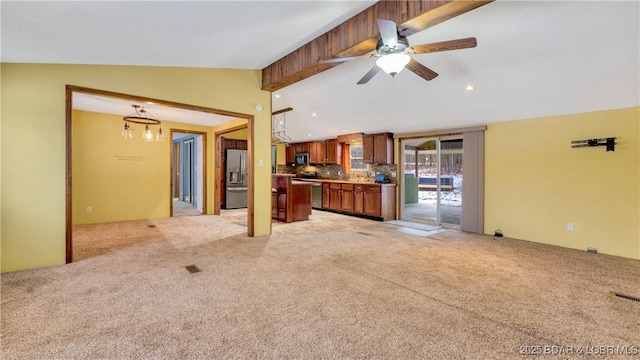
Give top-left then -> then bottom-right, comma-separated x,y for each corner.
293,178 -> 396,186
291,180 -> 313,185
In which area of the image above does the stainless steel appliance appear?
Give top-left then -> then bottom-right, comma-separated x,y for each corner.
225,149 -> 248,209
311,182 -> 323,209
294,152 -> 309,166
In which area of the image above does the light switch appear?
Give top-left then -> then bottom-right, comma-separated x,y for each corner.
258,159 -> 264,166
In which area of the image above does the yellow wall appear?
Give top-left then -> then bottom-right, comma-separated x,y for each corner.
485,107 -> 639,259
72,110 -> 217,224
223,127 -> 248,140
1,63 -> 271,272
276,144 -> 286,166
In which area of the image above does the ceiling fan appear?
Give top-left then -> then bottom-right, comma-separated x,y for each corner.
319,19 -> 477,85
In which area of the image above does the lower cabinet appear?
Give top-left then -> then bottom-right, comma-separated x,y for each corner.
322,183 -> 330,209
363,185 -> 382,217
329,183 -> 342,211
353,184 -> 364,214
341,184 -> 354,213
322,181 -> 395,221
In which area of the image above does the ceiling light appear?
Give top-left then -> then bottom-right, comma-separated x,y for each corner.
466,84 -> 475,91
312,113 -> 317,117
376,53 -> 411,76
308,134 -> 312,137
274,94 -> 281,98
122,105 -> 164,142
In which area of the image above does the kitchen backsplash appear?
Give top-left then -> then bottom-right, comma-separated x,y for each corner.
276,164 -> 398,183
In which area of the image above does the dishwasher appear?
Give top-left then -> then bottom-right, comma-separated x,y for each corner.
311,182 -> 323,209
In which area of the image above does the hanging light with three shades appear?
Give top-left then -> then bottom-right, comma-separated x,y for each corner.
122,104 -> 165,141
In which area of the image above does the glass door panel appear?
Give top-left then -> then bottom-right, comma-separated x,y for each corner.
402,136 -> 463,227
439,137 -> 463,225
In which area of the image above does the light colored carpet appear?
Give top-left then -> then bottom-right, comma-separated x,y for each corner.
2,210 -> 640,359
387,219 -> 440,231
172,199 -> 201,217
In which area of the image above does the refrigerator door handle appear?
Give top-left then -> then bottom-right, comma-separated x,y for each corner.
239,151 -> 243,185
241,151 -> 246,185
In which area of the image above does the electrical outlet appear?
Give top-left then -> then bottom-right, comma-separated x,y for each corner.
567,223 -> 574,232
86,206 -> 92,214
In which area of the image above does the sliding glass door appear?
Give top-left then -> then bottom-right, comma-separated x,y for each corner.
401,136 -> 463,227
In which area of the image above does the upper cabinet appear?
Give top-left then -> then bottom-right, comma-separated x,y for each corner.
223,138 -> 248,151
285,144 -> 295,165
325,138 -> 341,165
294,142 -> 309,154
287,132 -> 392,166
363,132 -> 394,165
309,140 -> 326,164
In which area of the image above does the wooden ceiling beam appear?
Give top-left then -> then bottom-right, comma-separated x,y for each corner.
261,0 -> 493,92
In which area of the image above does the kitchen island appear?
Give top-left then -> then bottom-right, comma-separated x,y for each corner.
272,174 -> 312,223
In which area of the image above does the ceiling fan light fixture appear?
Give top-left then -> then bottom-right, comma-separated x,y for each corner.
376,53 -> 410,76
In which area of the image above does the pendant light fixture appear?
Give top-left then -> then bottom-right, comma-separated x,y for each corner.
122,105 -> 164,142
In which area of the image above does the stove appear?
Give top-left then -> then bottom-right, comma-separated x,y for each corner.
301,171 -> 318,179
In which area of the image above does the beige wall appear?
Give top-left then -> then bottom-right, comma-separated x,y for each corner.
1,63 -> 271,272
485,107 -> 639,259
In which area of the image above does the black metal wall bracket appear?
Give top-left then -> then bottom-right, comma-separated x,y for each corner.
571,137 -> 616,152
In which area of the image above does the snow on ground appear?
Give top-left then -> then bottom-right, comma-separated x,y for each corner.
413,173 -> 462,207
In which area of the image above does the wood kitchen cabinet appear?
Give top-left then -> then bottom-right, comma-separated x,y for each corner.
320,180 -> 395,221
353,184 -> 364,214
223,138 -> 247,151
363,132 -> 394,165
363,184 -> 396,220
309,140 -> 326,164
294,142 -> 310,154
322,183 -> 330,208
325,138 -> 341,164
329,183 -> 342,211
285,144 -> 295,165
363,184 -> 382,217
340,183 -> 354,212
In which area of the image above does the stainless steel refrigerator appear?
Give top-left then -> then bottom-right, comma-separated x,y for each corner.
225,149 -> 248,209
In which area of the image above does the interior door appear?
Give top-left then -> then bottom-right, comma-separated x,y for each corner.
182,139 -> 194,203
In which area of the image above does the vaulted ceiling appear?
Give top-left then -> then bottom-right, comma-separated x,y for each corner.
2,1 -> 639,142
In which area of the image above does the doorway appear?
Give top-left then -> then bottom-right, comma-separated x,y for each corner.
66,85 -> 256,264
401,136 -> 463,227
172,131 -> 205,216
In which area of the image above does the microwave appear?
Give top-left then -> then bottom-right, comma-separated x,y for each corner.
294,152 -> 309,166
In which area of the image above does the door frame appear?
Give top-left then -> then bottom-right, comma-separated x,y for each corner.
170,130 -> 207,216
66,85 -> 255,264
398,134 -> 462,227
213,124 -> 248,215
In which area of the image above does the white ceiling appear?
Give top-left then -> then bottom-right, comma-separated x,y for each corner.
3,1 -> 639,141
72,93 -> 237,127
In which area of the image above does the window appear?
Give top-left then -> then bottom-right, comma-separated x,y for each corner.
350,142 -> 366,171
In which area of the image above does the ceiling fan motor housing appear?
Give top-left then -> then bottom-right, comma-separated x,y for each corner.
376,37 -> 410,56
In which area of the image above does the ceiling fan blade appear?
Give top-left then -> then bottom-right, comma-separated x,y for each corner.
408,37 -> 477,55
376,19 -> 399,48
357,65 -> 382,85
405,59 -> 439,81
319,54 -> 372,64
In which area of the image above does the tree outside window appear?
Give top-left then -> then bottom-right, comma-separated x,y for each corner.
350,143 -> 366,171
